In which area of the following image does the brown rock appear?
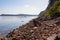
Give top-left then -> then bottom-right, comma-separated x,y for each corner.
33,27 -> 38,29
47,34 -> 57,40
4,37 -> 8,40
0,33 -> 3,40
30,30 -> 34,33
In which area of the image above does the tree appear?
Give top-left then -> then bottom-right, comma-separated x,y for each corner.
39,0 -> 60,19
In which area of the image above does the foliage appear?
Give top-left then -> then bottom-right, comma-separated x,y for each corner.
41,0 -> 60,18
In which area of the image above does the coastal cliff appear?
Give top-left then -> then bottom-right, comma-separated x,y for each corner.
0,0 -> 60,40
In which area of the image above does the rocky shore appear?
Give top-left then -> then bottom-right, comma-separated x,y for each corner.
0,17 -> 60,40
0,0 -> 60,40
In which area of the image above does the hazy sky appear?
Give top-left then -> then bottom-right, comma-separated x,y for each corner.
0,0 -> 49,15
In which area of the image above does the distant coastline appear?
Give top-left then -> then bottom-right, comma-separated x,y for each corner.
0,14 -> 38,16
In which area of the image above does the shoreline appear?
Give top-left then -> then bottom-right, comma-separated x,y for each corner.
0,16 -> 38,37
0,0 -> 60,40
0,17 -> 60,40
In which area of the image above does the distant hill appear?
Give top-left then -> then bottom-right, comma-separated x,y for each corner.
0,14 -> 38,16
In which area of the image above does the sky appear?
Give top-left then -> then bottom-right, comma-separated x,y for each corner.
0,0 -> 49,15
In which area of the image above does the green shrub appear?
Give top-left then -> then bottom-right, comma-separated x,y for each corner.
42,0 -> 60,18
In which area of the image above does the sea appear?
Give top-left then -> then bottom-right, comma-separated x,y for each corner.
0,16 -> 38,36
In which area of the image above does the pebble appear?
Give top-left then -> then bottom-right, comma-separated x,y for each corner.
47,34 -> 57,40
1,16 -> 60,40
33,27 -> 38,29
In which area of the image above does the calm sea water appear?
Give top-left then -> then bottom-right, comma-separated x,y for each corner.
0,16 -> 37,36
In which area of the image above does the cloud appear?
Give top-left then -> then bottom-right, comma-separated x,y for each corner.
24,5 -> 38,11
0,5 -> 40,15
21,5 -> 40,14
24,5 -> 30,8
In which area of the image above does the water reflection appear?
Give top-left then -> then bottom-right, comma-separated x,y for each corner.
0,16 -> 37,36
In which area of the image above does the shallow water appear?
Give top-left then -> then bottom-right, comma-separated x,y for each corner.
0,16 -> 37,36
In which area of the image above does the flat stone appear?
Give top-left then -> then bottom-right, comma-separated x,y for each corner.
47,34 -> 57,40
30,30 -> 34,33
33,27 -> 38,29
